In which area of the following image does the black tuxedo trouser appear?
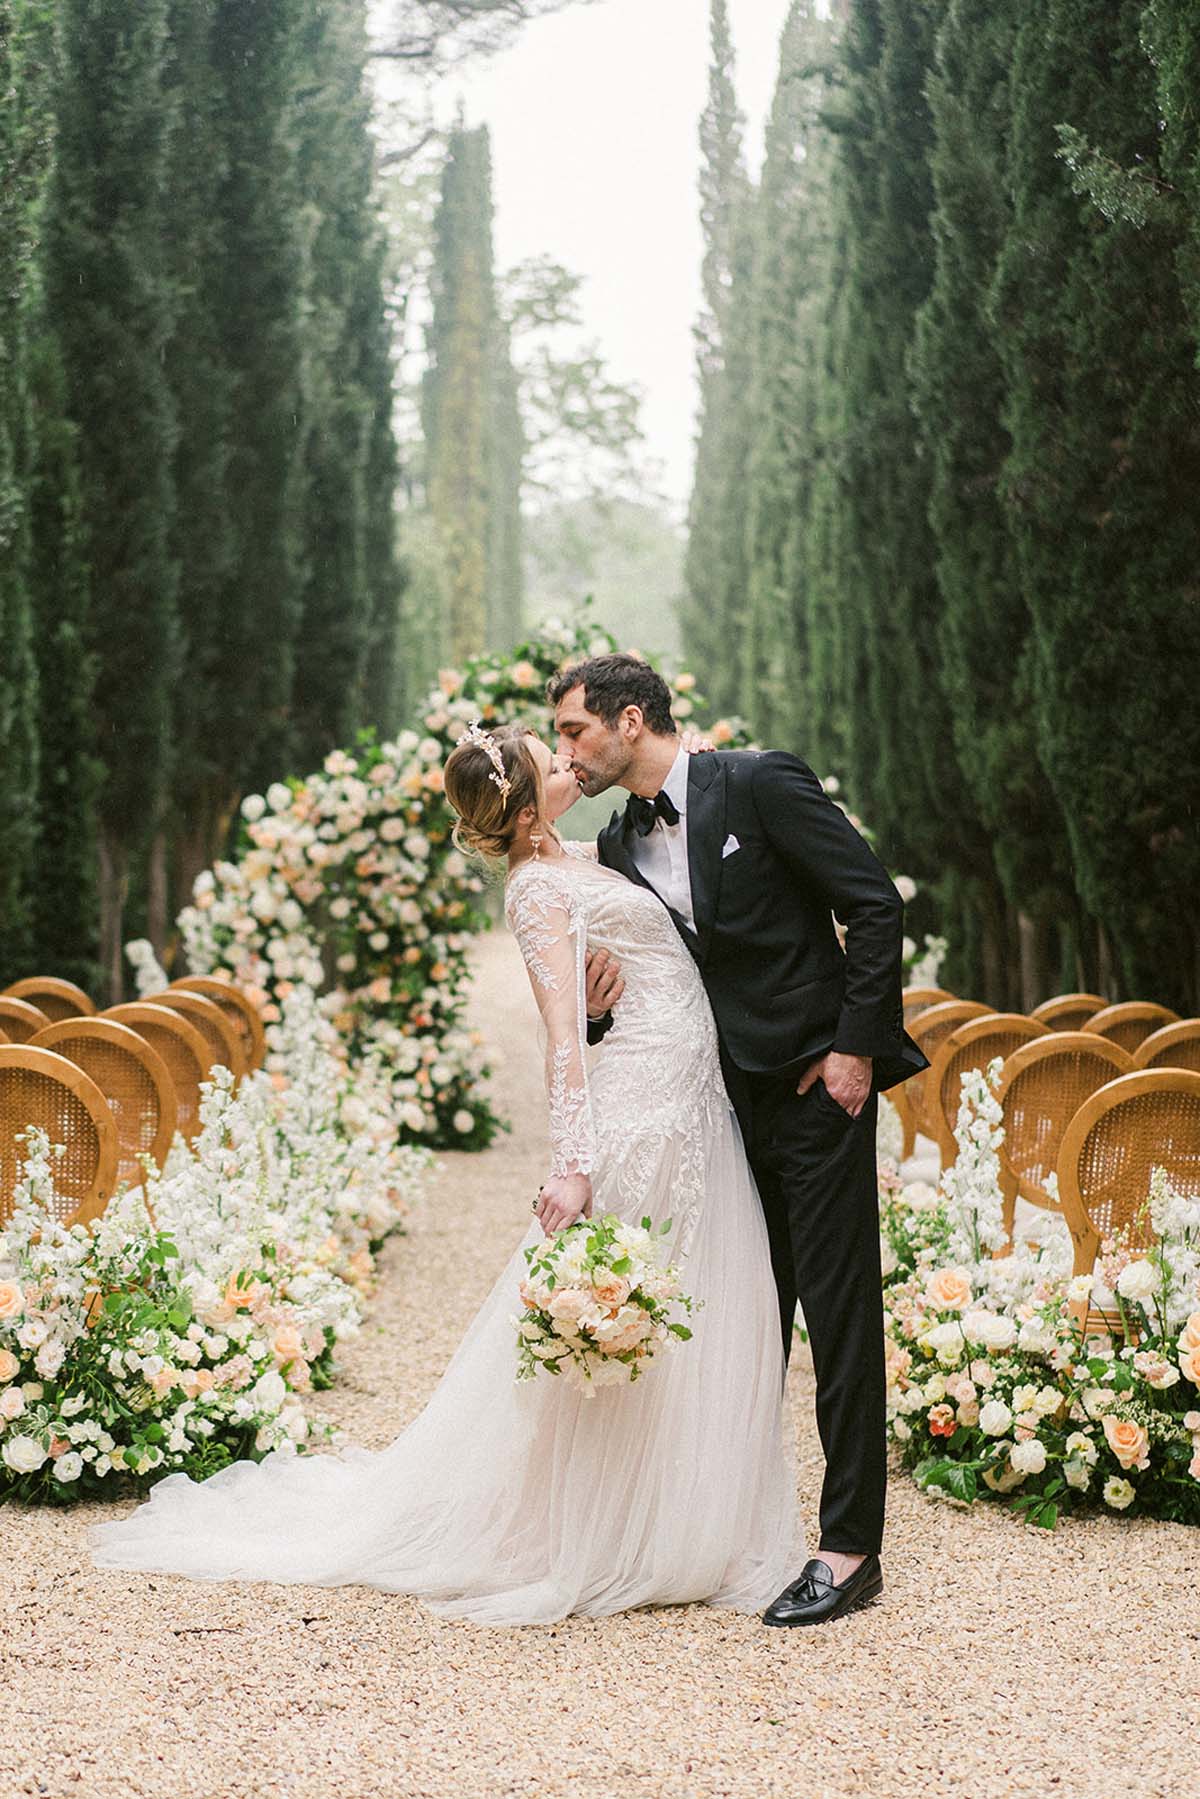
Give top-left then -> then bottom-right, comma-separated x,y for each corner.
728,1065 -> 886,1557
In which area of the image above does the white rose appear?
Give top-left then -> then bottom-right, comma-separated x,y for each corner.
1064,1460 -> 1091,1491
0,1386 -> 26,1421
34,1341 -> 65,1379
369,931 -> 389,952
961,1311 -> 1017,1352
17,1316 -> 49,1350
1010,1439 -> 1047,1475
241,793 -> 266,822
892,1417 -> 911,1442
329,896 -> 352,921
52,1451 -> 84,1483
2,1434 -> 47,1474
1116,1260 -> 1158,1303
1081,1387 -> 1117,1420
901,1181 -> 941,1214
267,782 -> 292,813
252,1370 -> 287,1411
453,1111 -> 475,1134
979,1400 -> 1013,1437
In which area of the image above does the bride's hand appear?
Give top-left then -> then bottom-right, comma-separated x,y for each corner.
680,728 -> 715,753
536,1172 -> 592,1235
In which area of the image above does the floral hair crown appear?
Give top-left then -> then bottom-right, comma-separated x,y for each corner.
456,720 -> 512,801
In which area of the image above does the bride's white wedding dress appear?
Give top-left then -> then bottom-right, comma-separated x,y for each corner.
90,844 -> 797,1624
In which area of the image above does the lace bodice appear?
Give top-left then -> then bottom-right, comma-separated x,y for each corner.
504,845 -> 726,1217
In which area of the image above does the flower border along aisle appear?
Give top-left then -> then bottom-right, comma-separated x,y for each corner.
0,989 -> 428,1504
882,1064 -> 1200,1528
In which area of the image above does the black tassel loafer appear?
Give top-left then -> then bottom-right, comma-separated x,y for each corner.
762,1555 -> 883,1628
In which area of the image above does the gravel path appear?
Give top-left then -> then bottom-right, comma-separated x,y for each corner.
2,929 -> 1196,1799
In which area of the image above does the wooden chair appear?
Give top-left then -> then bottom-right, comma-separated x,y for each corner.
104,1002 -> 214,1143
0,997 -> 52,1044
1030,992 -> 1106,1032
1057,1069 -> 1200,1335
168,975 -> 267,1071
2,976 -> 97,1022
891,988 -> 958,1160
930,1013 -> 1049,1168
995,1033 -> 1135,1241
30,1018 -> 177,1189
1132,1019 -> 1200,1075
142,990 -> 247,1081
1083,1001 -> 1180,1057
0,1045 -> 119,1228
906,1000 -> 993,1149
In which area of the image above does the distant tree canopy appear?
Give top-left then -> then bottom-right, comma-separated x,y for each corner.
682,0 -> 1200,1012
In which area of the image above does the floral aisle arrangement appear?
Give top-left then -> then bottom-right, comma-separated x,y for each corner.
882,1064 -> 1200,1527
515,1215 -> 694,1391
0,989 -> 429,1504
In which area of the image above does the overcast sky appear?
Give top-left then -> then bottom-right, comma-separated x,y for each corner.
432,0 -> 793,510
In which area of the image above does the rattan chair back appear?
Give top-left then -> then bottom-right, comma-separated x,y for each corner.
0,1045 -> 119,1227
891,989 -> 956,1159
906,1000 -> 992,1142
931,1014 -> 1048,1167
1083,1001 -> 1180,1056
995,1032 -> 1135,1239
1057,1069 -> 1200,1334
2,977 -> 97,1022
1131,1020 -> 1200,1075
29,1018 -> 177,1187
142,991 -> 246,1080
0,997 -> 52,1045
104,1002 -> 214,1142
902,986 -> 956,1029
1030,992 -> 1107,1032
168,976 -> 267,1070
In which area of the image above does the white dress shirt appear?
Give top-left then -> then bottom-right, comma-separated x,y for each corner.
628,744 -> 697,932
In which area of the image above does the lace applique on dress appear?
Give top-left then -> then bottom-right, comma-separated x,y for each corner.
505,863 -> 595,1179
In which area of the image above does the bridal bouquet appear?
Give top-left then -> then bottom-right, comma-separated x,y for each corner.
515,1215 -> 694,1392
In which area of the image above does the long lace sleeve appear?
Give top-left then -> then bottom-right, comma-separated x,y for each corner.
505,867 -> 595,1179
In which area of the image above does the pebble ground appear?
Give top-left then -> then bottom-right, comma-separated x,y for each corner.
2,930 -> 1196,1799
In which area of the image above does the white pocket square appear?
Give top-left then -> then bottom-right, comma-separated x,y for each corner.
721,833 -> 740,859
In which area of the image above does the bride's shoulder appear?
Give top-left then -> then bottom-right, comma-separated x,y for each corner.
561,839 -> 598,862
503,855 -> 582,919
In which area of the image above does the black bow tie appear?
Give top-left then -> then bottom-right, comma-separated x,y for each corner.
627,790 -> 680,836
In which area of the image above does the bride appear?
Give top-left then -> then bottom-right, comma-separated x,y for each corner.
90,723 -> 797,1624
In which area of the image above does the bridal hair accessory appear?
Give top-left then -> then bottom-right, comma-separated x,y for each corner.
456,720 -> 511,801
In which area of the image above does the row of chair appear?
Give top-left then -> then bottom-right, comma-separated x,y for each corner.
0,974 -> 267,1230
897,987 -> 1200,1334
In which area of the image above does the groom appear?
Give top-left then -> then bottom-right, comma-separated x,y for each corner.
550,653 -> 927,1627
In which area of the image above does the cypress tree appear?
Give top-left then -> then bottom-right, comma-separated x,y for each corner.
682,0 -> 754,718
361,228 -> 405,735
0,0 -> 44,977
487,316 -> 525,652
909,0 -> 1073,1006
44,0 -> 180,998
423,125 -> 496,663
994,0 -> 1200,1007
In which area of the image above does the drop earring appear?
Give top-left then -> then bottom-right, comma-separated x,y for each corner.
529,828 -> 544,861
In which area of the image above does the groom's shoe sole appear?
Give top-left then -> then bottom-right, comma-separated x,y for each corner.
762,1565 -> 884,1628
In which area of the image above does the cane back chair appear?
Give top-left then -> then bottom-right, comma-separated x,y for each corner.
168,976 -> 267,1071
2,977 -> 97,1023
142,990 -> 246,1082
0,997 -> 52,1046
930,1013 -> 1048,1169
891,988 -> 958,1160
30,1018 -> 177,1189
1030,992 -> 1107,1033
1132,1020 -> 1200,1075
0,1045 -> 119,1227
906,1000 -> 993,1148
995,1033 -> 1134,1242
104,1002 -> 214,1143
1083,1002 -> 1180,1057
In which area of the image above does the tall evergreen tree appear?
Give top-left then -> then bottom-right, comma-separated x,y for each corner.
0,0 -> 44,977
44,0 -> 180,998
487,316 -> 525,651
910,0 -> 1074,1005
423,124 -> 498,662
994,0 -> 1200,1007
682,0 -> 755,717
361,229 -> 406,735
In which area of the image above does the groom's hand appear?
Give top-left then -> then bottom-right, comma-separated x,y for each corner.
586,948 -> 624,1020
797,1050 -> 873,1117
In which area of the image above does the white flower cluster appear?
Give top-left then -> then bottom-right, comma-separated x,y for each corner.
941,1060 -> 1009,1266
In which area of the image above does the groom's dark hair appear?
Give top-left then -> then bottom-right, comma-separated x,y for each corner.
546,653 -> 676,736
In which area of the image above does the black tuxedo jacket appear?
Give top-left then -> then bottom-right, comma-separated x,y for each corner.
593,749 -> 927,1092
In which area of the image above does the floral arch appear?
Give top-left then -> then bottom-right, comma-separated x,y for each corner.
178,616 -> 734,1149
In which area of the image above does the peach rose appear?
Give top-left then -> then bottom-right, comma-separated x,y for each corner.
591,1273 -> 632,1309
0,1281 -> 25,1322
0,1349 -> 19,1382
1177,1313 -> 1200,1354
150,1367 -> 177,1398
927,1404 -> 956,1438
224,1272 -> 264,1312
1103,1415 -> 1150,1471
924,1267 -> 973,1313
1178,1346 -> 1200,1386
1189,1451 -> 1200,1483
273,1327 -> 305,1365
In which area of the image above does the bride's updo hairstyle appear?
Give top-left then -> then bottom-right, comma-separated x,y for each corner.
443,723 -> 544,864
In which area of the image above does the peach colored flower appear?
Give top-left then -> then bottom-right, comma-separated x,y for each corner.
1103,1415 -> 1150,1471
591,1273 -> 632,1309
711,720 -> 734,744
0,1281 -> 25,1322
927,1404 -> 956,1438
273,1327 -> 305,1365
150,1367 -> 177,1398
48,1435 -> 71,1458
1177,1313 -> 1200,1354
0,1349 -> 19,1382
510,660 -> 538,689
957,1400 -> 980,1428
1179,1346 -> 1200,1386
924,1267 -> 973,1313
224,1272 -> 265,1312
1189,1450 -> 1200,1483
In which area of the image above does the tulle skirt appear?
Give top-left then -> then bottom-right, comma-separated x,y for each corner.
90,1103 -> 798,1625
